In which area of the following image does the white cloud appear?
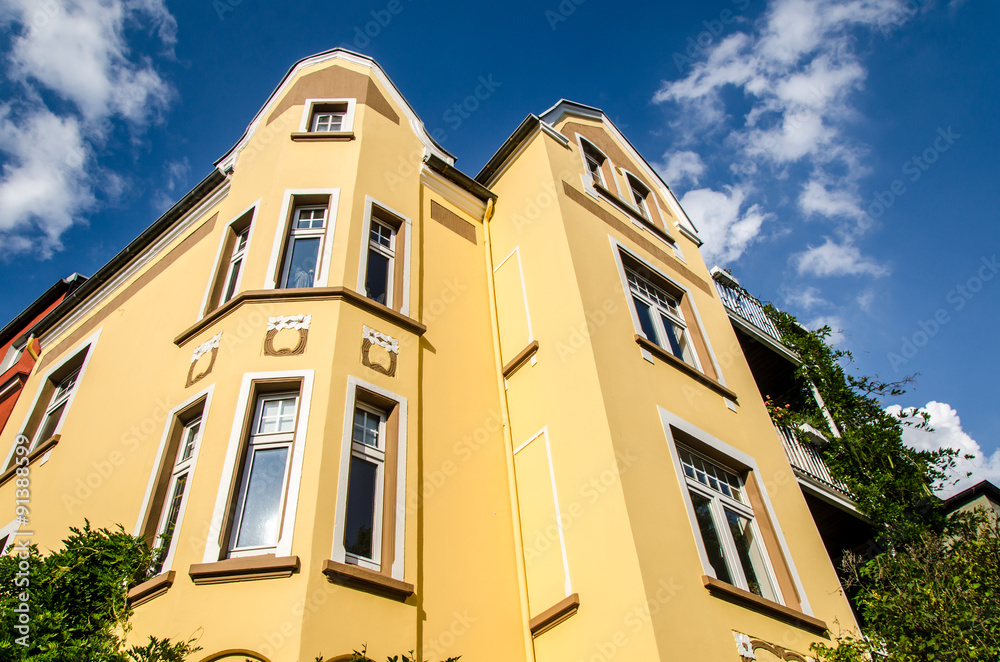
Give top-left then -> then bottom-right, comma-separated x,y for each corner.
793,237 -> 889,277
888,401 -> 1000,497
679,186 -> 770,264
806,314 -> 845,344
856,288 -> 875,311
653,0 -> 918,276
784,285 -> 828,311
0,0 -> 176,257
657,150 -> 706,188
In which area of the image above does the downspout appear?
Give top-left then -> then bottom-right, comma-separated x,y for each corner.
481,197 -> 536,662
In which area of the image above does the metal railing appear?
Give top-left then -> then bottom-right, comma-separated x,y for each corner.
713,278 -> 783,344
775,425 -> 852,496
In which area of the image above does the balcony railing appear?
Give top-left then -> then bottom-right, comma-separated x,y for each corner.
775,425 -> 852,497
713,277 -> 784,345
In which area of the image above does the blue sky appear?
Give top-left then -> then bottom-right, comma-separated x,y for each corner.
0,0 -> 995,493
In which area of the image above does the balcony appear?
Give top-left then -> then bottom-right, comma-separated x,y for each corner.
711,269 -> 784,345
775,424 -> 852,499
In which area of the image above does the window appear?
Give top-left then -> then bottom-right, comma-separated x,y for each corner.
582,141 -> 607,188
221,227 -> 250,304
364,219 -> 395,305
311,106 -> 346,132
228,392 -> 299,556
149,416 -> 202,575
343,403 -> 387,569
627,267 -> 696,367
33,368 -> 79,449
357,200 -> 409,313
280,206 -> 328,288
679,445 -> 779,602
299,99 -> 356,134
627,175 -> 651,219
203,207 -> 255,315
333,378 -> 407,579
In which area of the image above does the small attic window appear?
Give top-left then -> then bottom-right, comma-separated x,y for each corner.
298,98 -> 357,134
310,103 -> 347,132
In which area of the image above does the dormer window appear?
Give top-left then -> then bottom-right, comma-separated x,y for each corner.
311,106 -> 345,132
583,142 -> 607,188
627,175 -> 651,219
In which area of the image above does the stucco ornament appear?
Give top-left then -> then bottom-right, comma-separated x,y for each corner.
363,325 -> 399,353
735,632 -> 756,659
187,332 -> 222,387
190,332 -> 222,363
361,325 -> 399,377
268,314 -> 312,331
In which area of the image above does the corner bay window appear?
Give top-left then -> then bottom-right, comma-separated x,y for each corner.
680,445 -> 778,602
281,206 -> 328,288
627,267 -> 695,367
229,393 -> 298,554
343,404 -> 386,567
359,201 -> 408,312
150,417 -> 202,575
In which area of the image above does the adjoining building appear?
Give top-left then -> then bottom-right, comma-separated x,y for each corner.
0,49 -> 861,661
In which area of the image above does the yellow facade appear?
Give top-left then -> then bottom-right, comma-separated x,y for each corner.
0,50 -> 858,661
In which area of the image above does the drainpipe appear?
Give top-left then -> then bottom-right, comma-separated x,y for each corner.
482,197 -> 537,662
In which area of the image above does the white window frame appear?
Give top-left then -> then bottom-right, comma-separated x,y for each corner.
624,172 -> 651,219
149,416 -> 203,574
198,200 -> 259,318
658,407 -> 814,614
364,218 -> 395,307
265,189 -> 340,290
626,266 -> 700,369
355,196 -> 412,315
576,136 -> 622,200
279,205 -> 329,289
134,386 -> 213,574
33,368 -> 80,449
332,376 -> 408,581
343,402 -> 387,570
227,391 -> 299,557
221,226 -> 251,304
203,370 -> 314,562
610,240 -> 726,383
3,329 -> 101,469
678,444 -> 782,602
298,98 -> 357,134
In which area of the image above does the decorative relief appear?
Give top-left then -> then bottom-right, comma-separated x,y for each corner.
734,632 -> 756,660
734,633 -> 813,662
264,315 -> 311,357
361,325 -> 398,377
187,332 -> 221,387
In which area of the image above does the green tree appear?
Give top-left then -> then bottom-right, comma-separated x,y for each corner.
812,509 -> 1000,661
0,522 -> 198,662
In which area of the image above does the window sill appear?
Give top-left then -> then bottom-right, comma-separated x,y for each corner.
189,554 -> 300,585
593,182 -> 675,245
128,570 -> 175,607
702,575 -> 827,634
529,593 -> 580,637
634,335 -> 738,401
290,131 -> 355,142
502,340 -> 539,379
176,287 -> 426,346
322,559 -> 414,602
0,435 -> 60,487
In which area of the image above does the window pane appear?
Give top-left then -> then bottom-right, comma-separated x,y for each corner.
223,257 -> 242,303
365,249 -> 390,304
179,419 -> 201,462
726,509 -> 777,601
235,447 -> 289,549
370,221 -> 393,248
661,314 -> 691,363
353,408 -> 380,448
344,457 -> 379,559
151,473 -> 188,575
690,491 -> 732,584
36,402 -> 66,444
283,237 -> 321,288
258,397 -> 296,434
633,297 -> 658,343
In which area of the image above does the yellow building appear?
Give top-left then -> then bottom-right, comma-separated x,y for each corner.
0,49 -> 859,661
